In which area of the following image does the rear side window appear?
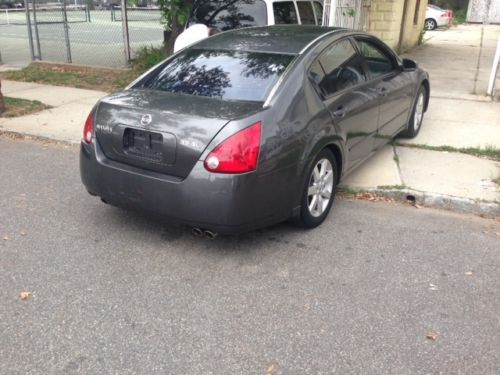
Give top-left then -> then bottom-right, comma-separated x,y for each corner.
313,39 -> 366,96
355,39 -> 395,78
313,2 -> 323,24
273,1 -> 298,24
297,1 -> 316,24
188,0 -> 267,31
142,49 -> 295,102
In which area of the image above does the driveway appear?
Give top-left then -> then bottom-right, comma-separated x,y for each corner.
1,136 -> 499,374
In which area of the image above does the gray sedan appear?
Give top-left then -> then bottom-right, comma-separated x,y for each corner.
80,25 -> 429,236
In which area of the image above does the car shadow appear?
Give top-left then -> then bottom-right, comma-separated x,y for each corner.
100,202 -> 319,258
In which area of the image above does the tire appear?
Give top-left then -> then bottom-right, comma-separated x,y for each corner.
399,85 -> 426,139
424,18 -> 437,30
297,149 -> 338,228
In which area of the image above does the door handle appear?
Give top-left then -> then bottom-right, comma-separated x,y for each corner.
332,106 -> 347,118
369,87 -> 388,97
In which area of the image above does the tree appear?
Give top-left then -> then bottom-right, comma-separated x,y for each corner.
157,0 -> 193,53
0,80 -> 5,115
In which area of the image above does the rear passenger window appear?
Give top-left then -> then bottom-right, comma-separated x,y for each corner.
315,39 -> 366,96
297,1 -> 316,24
273,1 -> 298,24
356,39 -> 395,78
313,2 -> 323,25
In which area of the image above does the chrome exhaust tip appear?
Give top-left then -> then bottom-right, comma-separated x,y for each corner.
191,227 -> 203,237
204,230 -> 218,240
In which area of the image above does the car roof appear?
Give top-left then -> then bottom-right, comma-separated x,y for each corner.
193,25 -> 347,55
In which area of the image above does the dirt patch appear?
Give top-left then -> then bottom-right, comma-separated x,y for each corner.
0,63 -> 138,93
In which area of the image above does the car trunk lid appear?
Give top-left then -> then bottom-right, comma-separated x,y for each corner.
95,89 -> 262,178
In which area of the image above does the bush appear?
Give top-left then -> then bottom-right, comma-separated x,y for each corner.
132,46 -> 168,72
453,9 -> 466,25
0,80 -> 5,114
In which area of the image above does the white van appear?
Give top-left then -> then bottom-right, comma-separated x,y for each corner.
174,0 -> 324,52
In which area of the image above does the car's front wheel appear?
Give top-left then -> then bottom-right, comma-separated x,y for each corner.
424,18 -> 437,30
297,149 -> 338,228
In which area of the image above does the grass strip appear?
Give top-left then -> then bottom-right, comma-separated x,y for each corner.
1,97 -> 51,118
395,142 -> 500,160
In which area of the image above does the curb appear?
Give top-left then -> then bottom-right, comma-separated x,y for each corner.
0,130 -> 79,146
1,130 -> 498,219
339,187 -> 499,219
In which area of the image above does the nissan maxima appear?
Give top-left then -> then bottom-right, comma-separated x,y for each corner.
80,25 -> 430,236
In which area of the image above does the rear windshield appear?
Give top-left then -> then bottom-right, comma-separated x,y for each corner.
188,0 -> 267,31
141,49 -> 295,102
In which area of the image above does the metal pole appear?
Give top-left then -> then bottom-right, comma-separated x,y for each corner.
32,0 -> 42,60
24,0 -> 35,61
120,0 -> 131,64
62,0 -> 72,63
486,37 -> 500,97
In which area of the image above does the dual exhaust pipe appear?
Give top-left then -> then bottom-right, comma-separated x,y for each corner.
191,227 -> 218,239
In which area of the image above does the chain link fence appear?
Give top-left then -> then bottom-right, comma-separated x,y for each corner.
0,0 -> 164,68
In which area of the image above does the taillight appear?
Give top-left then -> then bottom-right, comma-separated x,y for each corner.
208,27 -> 217,36
204,122 -> 262,174
83,110 -> 94,144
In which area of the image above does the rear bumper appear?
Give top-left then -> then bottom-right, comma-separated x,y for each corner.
80,141 -> 293,235
436,16 -> 450,27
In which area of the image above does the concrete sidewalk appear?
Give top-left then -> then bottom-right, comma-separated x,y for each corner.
342,24 -> 499,215
0,24 -> 499,216
0,80 -> 106,143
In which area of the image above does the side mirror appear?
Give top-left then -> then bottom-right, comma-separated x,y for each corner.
401,58 -> 418,71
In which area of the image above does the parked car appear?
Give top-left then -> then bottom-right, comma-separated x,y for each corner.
80,26 -> 430,236
425,4 -> 452,30
0,0 -> 23,9
174,0 -> 323,51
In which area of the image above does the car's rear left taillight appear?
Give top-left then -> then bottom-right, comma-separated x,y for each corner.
204,122 -> 262,174
83,110 -> 94,144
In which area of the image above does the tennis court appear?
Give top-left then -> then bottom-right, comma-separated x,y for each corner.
0,7 -> 164,67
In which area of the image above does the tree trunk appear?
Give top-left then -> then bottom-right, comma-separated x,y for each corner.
0,80 -> 5,115
164,19 -> 183,54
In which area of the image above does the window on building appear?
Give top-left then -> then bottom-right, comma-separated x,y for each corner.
413,0 -> 421,25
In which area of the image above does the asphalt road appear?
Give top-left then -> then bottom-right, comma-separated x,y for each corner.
1,135 -> 499,374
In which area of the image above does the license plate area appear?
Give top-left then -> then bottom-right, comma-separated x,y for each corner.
123,128 -> 163,163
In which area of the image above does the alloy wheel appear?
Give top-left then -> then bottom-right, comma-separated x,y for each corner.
307,158 -> 334,217
414,92 -> 425,132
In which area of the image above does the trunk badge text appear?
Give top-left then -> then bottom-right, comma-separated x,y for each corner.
140,114 -> 153,126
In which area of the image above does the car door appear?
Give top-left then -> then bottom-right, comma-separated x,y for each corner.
354,37 -> 414,148
308,38 -> 381,171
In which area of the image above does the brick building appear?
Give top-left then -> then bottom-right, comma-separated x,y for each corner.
368,0 -> 429,52
325,0 -> 429,52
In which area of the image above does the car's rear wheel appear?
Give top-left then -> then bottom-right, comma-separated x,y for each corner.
424,18 -> 437,30
297,149 -> 338,228
399,85 -> 426,139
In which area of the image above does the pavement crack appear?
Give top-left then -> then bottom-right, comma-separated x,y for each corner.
472,26 -> 485,95
392,144 -> 404,186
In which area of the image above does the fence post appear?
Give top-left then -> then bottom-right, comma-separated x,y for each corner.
24,0 -> 36,61
32,0 -> 42,60
62,0 -> 72,63
120,0 -> 131,65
